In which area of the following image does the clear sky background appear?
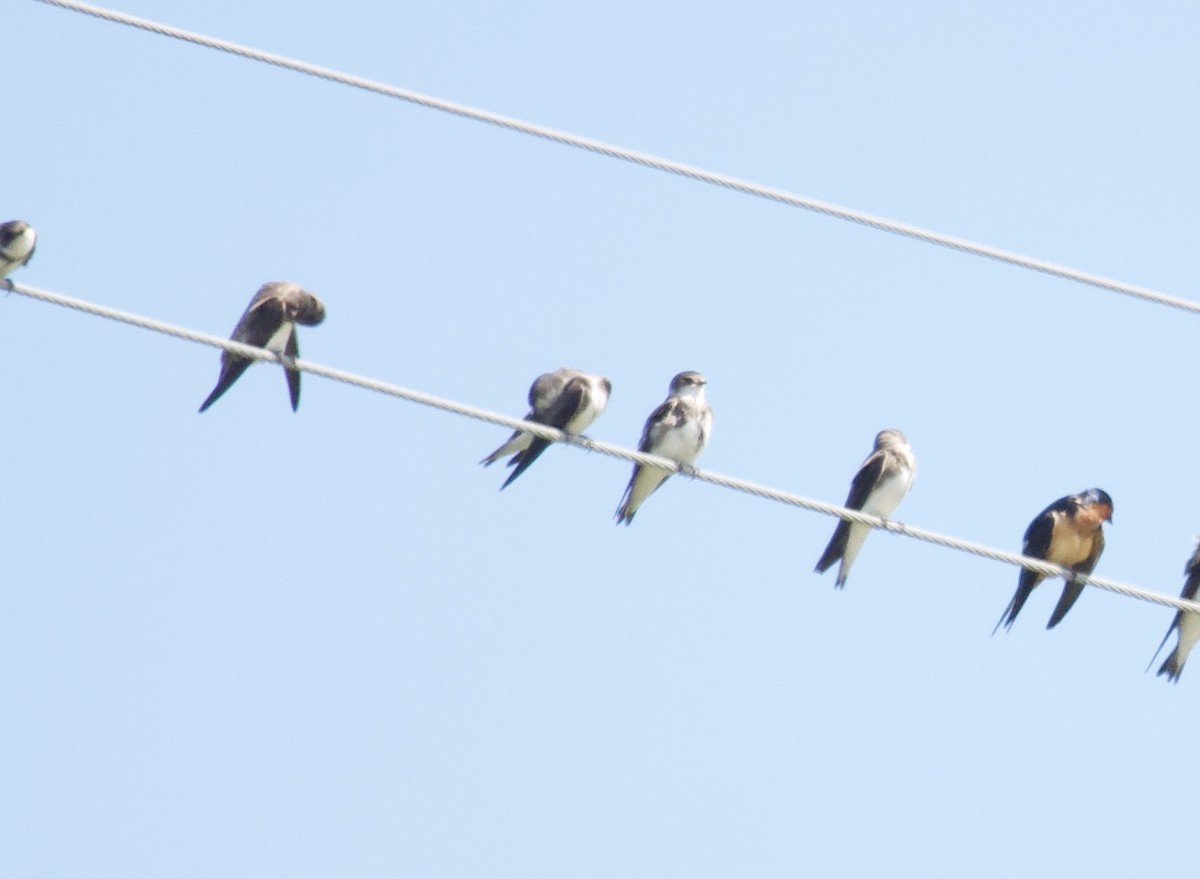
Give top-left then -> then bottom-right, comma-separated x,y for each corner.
4,1 -> 1199,876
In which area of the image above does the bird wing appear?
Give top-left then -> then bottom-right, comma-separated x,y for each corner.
1022,504 -> 1059,558
844,451 -> 886,511
233,293 -> 287,348
639,398 -> 682,452
500,381 -> 585,489
814,450 -> 884,575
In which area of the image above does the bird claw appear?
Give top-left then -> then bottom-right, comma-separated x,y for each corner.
880,517 -> 902,534
677,463 -> 699,478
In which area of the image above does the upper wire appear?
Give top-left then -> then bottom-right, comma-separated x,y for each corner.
32,0 -> 1200,319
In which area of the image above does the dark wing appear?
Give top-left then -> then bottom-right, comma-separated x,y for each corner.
815,451 -> 884,575
814,520 -> 850,575
844,451 -> 886,511
1148,545 -> 1200,671
613,398 -> 682,525
1019,510 -> 1056,586
1023,497 -> 1072,549
482,375 -> 554,468
198,296 -> 285,413
284,327 -> 301,411
1183,546 -> 1200,599
198,354 -> 254,412
1023,505 -> 1057,554
500,381 -> 584,489
1047,528 -> 1105,629
995,574 -> 1041,633
541,378 -> 587,431
233,294 -> 287,348
198,340 -> 258,413
994,511 -> 1056,632
639,398 -> 682,452
1149,619 -> 1179,675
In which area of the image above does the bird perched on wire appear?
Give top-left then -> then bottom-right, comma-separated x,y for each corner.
1147,539 -> 1200,683
0,220 -> 37,288
615,371 -> 712,525
995,488 -> 1113,632
198,282 -> 326,413
815,428 -> 916,588
481,368 -> 612,489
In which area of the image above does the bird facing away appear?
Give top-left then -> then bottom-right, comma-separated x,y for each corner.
615,371 -> 713,526
481,368 -> 612,489
815,428 -> 916,588
1147,539 -> 1200,683
198,282 -> 326,413
995,488 -> 1113,632
0,220 -> 37,285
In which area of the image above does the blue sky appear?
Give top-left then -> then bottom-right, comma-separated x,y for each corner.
5,1 -> 1199,876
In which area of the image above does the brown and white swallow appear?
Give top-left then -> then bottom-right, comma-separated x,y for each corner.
198,282 -> 326,413
1148,539 -> 1200,683
481,368 -> 612,489
815,429 -> 916,588
615,371 -> 712,526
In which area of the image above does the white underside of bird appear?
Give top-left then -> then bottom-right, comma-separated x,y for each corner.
836,466 -> 913,584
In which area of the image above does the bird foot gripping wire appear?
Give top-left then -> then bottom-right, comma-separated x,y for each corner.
569,434 -> 597,453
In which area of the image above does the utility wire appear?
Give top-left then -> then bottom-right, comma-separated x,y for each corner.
9,279 -> 1200,618
33,0 -> 1200,319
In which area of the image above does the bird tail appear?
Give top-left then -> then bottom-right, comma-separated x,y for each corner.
480,430 -> 527,467
500,438 -> 551,490
614,478 -> 637,526
814,521 -> 849,575
993,577 -> 1038,635
834,524 -> 869,589
198,358 -> 251,413
198,387 -> 224,414
1146,622 -> 1176,674
1158,646 -> 1185,683
283,330 -> 301,411
1046,578 -> 1085,629
284,364 -> 301,412
614,466 -> 670,527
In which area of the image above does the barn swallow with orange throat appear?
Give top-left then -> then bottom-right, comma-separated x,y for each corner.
815,428 -> 916,588
481,368 -> 611,489
994,488 -> 1113,632
1147,538 -> 1200,683
198,282 -> 326,413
